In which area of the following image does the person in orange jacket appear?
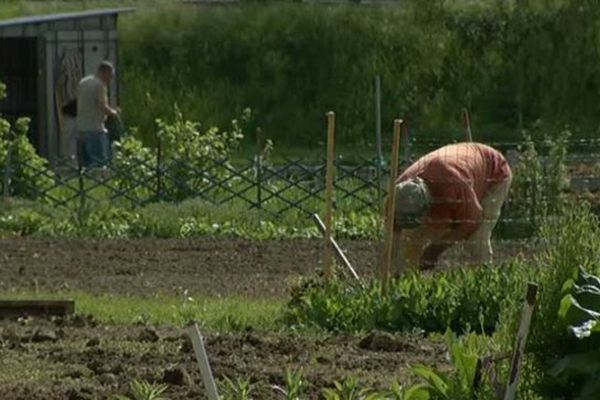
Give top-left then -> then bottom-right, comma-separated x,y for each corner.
390,142 -> 512,273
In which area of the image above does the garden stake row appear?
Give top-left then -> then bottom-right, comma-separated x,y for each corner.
188,322 -> 220,400
381,119 -> 403,294
312,213 -> 362,285
323,111 -> 336,279
472,282 -> 538,399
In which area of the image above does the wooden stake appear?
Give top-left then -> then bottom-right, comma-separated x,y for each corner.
381,119 -> 403,293
324,111 -> 336,279
463,107 -> 473,142
312,213 -> 362,285
188,323 -> 220,400
503,283 -> 538,400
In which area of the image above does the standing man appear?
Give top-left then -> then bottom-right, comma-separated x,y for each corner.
76,61 -> 119,168
390,142 -> 512,273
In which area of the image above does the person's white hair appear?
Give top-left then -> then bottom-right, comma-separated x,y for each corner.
393,177 -> 431,229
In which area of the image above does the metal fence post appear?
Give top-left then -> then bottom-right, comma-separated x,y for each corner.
77,164 -> 86,226
463,107 -> 473,142
375,76 -> 383,208
256,128 -> 262,210
3,131 -> 12,199
156,138 -> 163,200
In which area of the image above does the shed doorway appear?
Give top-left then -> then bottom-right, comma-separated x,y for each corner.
0,37 -> 40,151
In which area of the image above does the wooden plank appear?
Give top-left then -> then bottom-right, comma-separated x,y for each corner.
0,300 -> 75,318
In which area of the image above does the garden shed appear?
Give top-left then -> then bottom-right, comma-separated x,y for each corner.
0,8 -> 134,161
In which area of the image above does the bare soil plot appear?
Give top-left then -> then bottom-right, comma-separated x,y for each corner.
0,238 -> 530,297
0,317 -> 447,399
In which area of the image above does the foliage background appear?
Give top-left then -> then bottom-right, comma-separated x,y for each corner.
116,0 -> 600,148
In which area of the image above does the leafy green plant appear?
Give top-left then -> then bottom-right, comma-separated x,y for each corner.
545,267 -> 600,399
113,379 -> 169,400
411,333 -> 489,400
516,204 -> 600,398
219,376 -> 254,400
385,382 -> 429,400
272,367 -> 308,399
321,377 -> 380,400
286,261 -> 530,335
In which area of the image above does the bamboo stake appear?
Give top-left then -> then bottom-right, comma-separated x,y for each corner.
381,119 -> 403,293
463,107 -> 473,142
323,111 -> 336,279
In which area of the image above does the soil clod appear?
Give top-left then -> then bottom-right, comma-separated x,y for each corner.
358,331 -> 411,352
162,365 -> 193,387
138,326 -> 160,342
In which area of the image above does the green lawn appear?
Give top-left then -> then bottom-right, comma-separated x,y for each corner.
2,290 -> 285,331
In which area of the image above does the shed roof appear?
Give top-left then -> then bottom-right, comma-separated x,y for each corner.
0,8 -> 135,29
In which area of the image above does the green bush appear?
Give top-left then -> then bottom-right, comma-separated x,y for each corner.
112,134 -> 157,202
0,85 -> 53,199
157,107 -> 246,199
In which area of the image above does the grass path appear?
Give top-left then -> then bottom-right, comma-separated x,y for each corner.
1,290 -> 285,330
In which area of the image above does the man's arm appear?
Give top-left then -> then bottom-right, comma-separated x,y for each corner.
98,84 -> 118,117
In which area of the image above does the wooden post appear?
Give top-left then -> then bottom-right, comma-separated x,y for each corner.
381,119 -> 403,293
187,323 -> 220,400
503,282 -> 538,400
463,107 -> 473,142
324,111 -> 336,279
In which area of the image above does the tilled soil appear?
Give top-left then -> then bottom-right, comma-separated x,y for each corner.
0,237 -> 530,298
0,316 -> 447,400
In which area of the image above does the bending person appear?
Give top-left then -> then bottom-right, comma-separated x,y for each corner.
389,142 -> 512,273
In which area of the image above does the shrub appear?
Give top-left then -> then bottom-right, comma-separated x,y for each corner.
499,128 -> 569,238
157,107 -> 247,201
0,118 -> 53,200
112,133 -> 158,202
